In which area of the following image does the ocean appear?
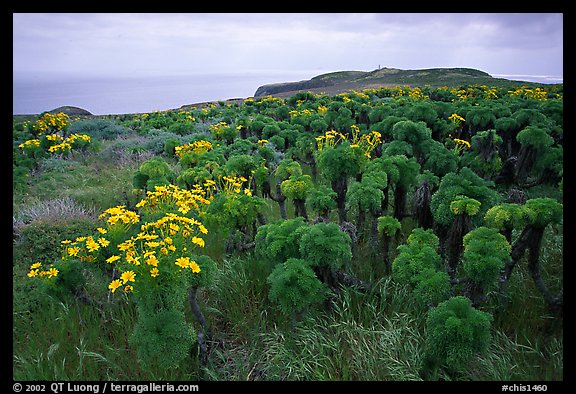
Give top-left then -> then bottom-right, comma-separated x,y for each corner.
12,71 -> 317,116
12,72 -> 563,116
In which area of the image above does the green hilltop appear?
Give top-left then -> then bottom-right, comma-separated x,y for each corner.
254,67 -> 548,97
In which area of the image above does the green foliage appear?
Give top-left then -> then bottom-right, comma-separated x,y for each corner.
255,217 -> 309,264
424,296 -> 492,374
307,185 -> 337,216
225,154 -> 258,179
460,129 -> 503,178
462,227 -> 511,288
188,254 -> 218,289
422,140 -> 458,177
406,227 -> 440,250
274,158 -> 302,181
346,177 -> 383,215
129,308 -> 195,371
377,215 -> 401,237
267,258 -> 329,316
450,195 -> 481,216
15,218 -> 98,264
483,203 -> 528,230
389,154 -> 420,189
316,142 -> 361,182
280,174 -> 314,200
299,222 -> 352,271
412,268 -> 452,308
392,228 -> 449,306
431,167 -> 501,227
134,157 -> 174,190
523,198 -> 563,228
516,125 -> 554,149
391,120 -> 432,158
176,167 -> 212,189
466,106 -> 496,130
205,192 -> 266,234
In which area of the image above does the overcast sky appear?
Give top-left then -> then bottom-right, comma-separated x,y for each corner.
13,13 -> 563,83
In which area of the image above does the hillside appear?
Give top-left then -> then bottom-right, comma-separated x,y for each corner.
253,67 -> 535,97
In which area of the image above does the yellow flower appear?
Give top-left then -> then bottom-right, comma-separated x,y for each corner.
189,261 -> 201,274
27,269 -> 39,278
106,255 -> 121,264
150,267 -> 160,278
108,279 -> 122,293
145,255 -> 159,267
192,237 -> 205,248
96,227 -> 107,234
30,262 -> 42,269
120,270 -> 136,284
86,238 -> 100,252
68,246 -> 80,257
175,256 -> 191,269
47,267 -> 59,278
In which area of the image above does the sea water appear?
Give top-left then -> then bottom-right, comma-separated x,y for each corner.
12,71 -> 316,115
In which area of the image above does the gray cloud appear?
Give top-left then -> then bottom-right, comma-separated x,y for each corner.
13,13 -> 563,80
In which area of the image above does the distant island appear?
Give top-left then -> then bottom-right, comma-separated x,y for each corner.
253,67 -> 551,98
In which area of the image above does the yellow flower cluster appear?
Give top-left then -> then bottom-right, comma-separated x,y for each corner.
19,133 -> 91,155
209,121 -> 232,138
255,96 -> 285,106
289,108 -> 314,118
98,205 -> 140,226
453,138 -> 471,149
174,140 -> 213,158
107,211 -> 206,292
451,138 -> 471,156
508,86 -> 548,101
316,126 -> 381,158
27,262 -> 59,279
350,125 -> 382,158
315,130 -> 347,151
220,175 -> 250,196
32,112 -> 69,134
18,139 -> 40,150
317,105 -> 328,115
408,87 -> 429,100
136,184 -> 213,216
61,234 -> 111,263
448,113 -> 466,128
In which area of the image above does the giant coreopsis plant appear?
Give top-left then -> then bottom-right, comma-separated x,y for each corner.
315,139 -> 362,223
501,198 -> 563,313
515,125 -> 555,186
281,174 -> 314,220
392,228 -> 450,307
31,184 -> 216,371
422,296 -> 492,380
461,226 -> 511,306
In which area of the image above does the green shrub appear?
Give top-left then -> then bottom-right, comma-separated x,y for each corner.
267,258 -> 329,317
423,296 -> 492,377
